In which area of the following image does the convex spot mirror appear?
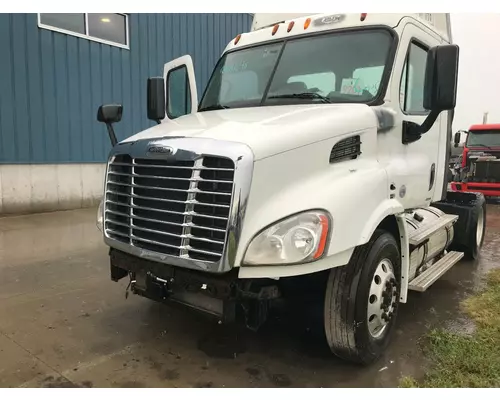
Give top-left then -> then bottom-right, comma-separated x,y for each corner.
97,104 -> 123,124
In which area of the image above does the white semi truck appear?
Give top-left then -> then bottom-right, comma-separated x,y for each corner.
96,13 -> 486,365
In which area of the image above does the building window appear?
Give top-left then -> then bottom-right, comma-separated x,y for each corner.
38,13 -> 129,49
400,41 -> 429,114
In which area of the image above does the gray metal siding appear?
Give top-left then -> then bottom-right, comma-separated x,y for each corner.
0,13 -> 252,164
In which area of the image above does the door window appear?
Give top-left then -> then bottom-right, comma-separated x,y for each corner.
400,41 -> 429,114
166,66 -> 192,119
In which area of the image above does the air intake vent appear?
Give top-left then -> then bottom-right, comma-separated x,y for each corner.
329,135 -> 361,164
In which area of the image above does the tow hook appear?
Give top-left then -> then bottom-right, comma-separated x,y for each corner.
125,272 -> 137,299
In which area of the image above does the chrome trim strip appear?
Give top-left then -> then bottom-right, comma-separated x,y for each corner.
111,162 -> 235,172
103,137 -> 254,273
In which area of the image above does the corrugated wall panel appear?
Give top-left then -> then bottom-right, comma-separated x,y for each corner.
0,13 -> 252,164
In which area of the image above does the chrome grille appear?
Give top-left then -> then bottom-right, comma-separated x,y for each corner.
104,154 -> 235,263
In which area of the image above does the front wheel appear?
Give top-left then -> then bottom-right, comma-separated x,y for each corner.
324,229 -> 401,365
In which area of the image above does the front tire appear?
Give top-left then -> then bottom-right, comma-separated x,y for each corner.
324,229 -> 401,365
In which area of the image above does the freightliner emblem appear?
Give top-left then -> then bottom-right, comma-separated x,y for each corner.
314,14 -> 345,26
147,145 -> 175,156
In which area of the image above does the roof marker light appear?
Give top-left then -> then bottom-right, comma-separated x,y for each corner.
234,34 -> 241,45
360,13 -> 367,21
272,24 -> 279,35
304,18 -> 311,29
287,21 -> 295,32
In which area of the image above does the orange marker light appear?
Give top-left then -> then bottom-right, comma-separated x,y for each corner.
304,18 -> 311,29
360,13 -> 367,21
234,34 -> 241,45
272,24 -> 279,35
313,215 -> 329,259
287,21 -> 295,32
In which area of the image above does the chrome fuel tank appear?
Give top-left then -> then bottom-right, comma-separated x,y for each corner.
406,207 -> 454,279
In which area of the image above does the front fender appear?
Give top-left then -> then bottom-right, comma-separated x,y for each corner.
234,140 -> 395,273
358,198 -> 405,245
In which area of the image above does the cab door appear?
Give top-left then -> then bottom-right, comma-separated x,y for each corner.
380,19 -> 445,209
162,55 -> 198,122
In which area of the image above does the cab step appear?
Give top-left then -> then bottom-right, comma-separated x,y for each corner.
408,251 -> 464,292
409,214 -> 458,246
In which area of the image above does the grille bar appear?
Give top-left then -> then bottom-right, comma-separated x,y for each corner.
109,170 -> 232,184
104,154 -> 235,263
104,228 -> 224,258
106,190 -> 230,209
111,162 -> 234,172
107,181 -> 232,196
106,209 -> 226,233
106,220 -> 225,244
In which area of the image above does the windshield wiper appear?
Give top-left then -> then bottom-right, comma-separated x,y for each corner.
469,143 -> 493,150
198,104 -> 230,112
268,92 -> 332,103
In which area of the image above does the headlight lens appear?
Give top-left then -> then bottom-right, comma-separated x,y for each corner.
96,199 -> 104,232
243,211 -> 330,266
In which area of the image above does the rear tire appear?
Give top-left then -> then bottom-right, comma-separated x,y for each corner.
433,191 -> 486,260
462,193 -> 486,260
324,229 -> 401,365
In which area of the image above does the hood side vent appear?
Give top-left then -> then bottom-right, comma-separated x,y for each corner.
329,135 -> 362,164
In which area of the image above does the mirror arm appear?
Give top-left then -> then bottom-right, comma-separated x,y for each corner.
402,110 -> 441,145
105,123 -> 118,146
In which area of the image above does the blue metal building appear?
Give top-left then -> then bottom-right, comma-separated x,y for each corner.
0,13 -> 252,214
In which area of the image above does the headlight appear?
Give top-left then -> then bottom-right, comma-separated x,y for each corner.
96,199 -> 104,232
243,210 -> 330,266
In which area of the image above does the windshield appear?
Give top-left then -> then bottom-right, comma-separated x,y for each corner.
199,29 -> 394,111
467,131 -> 500,147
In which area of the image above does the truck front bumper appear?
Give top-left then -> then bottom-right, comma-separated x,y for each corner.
109,248 -> 281,327
450,181 -> 500,197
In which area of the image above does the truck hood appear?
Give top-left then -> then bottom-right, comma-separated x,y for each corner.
121,104 -> 377,160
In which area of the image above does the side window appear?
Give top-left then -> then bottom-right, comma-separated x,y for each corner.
287,72 -> 336,96
400,42 -> 429,114
167,66 -> 192,119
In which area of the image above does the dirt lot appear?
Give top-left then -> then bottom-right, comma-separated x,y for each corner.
1,205 -> 499,388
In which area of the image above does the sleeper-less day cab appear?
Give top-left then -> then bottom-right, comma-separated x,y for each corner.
95,13 -> 486,364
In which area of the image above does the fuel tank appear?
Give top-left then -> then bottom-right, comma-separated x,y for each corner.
406,207 -> 454,279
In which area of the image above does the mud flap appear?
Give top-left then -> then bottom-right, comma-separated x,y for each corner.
432,191 -> 486,259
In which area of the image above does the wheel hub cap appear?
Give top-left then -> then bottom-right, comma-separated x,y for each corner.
367,259 -> 397,338
476,208 -> 485,246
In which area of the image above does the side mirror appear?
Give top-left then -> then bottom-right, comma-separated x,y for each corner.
403,44 -> 460,144
423,44 -> 459,111
147,77 -> 166,123
97,104 -> 122,146
97,104 -> 122,124
453,131 -> 461,147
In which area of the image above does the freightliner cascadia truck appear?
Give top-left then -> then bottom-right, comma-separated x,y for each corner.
95,13 -> 487,365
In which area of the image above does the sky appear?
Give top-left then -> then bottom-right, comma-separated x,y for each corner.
451,13 -> 500,132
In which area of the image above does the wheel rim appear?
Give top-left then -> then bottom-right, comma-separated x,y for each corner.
367,258 -> 398,339
476,208 -> 485,246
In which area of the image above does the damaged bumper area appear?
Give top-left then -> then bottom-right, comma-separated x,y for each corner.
109,249 -> 281,330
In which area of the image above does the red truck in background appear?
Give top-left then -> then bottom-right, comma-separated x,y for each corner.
451,124 -> 500,197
